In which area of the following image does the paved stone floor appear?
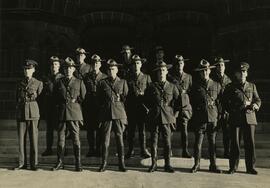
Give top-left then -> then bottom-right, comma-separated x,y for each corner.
0,158 -> 270,188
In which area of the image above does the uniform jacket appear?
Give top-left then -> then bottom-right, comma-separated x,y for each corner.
118,58 -> 132,79
191,78 -> 221,123
16,77 -> 43,120
145,80 -> 180,125
212,73 -> 231,118
74,62 -> 92,80
41,72 -> 64,119
83,71 -> 107,120
169,72 -> 192,120
126,72 -> 152,120
223,81 -> 261,125
55,76 -> 86,121
97,76 -> 128,123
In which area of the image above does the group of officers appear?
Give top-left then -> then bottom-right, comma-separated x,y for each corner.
14,45 -> 261,175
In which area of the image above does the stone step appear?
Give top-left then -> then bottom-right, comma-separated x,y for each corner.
1,153 -> 269,169
0,155 -> 248,169
1,131 -> 270,150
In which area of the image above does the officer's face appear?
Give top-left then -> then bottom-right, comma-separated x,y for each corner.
107,66 -> 118,79
93,61 -> 102,72
76,53 -> 86,64
235,70 -> 248,82
51,61 -> 60,73
157,67 -> 168,81
156,50 -> 164,59
216,63 -> 225,75
133,61 -> 142,72
123,50 -> 132,60
199,68 -> 211,80
176,61 -> 185,72
64,66 -> 76,77
24,67 -> 35,78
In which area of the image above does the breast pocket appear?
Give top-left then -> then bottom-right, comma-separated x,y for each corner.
164,91 -> 173,105
245,88 -> 253,100
209,88 -> 218,99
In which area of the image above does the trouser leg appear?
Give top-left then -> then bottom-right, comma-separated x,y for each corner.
29,120 -> 39,167
100,121 -> 112,168
148,125 -> 159,172
113,120 -> 126,171
17,121 -> 27,166
161,124 -> 172,167
57,122 -> 66,162
221,119 -> 230,157
68,121 -> 81,169
46,118 -> 54,150
127,122 -> 136,154
229,126 -> 241,171
243,124 -> 256,171
207,122 -> 217,166
193,128 -> 205,166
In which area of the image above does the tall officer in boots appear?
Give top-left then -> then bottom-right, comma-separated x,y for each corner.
169,55 -> 192,158
145,61 -> 180,173
15,59 -> 43,170
224,62 -> 261,175
190,59 -> 222,173
125,55 -> 151,159
84,54 -> 107,157
52,57 -> 86,172
97,59 -> 128,172
118,45 -> 133,79
211,57 -> 231,158
42,56 -> 64,156
74,47 -> 92,80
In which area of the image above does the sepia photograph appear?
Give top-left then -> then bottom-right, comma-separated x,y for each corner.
0,0 -> 270,188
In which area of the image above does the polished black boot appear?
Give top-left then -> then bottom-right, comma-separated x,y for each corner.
52,160 -> 64,171
139,132 -> 151,159
148,148 -> 158,173
14,164 -> 27,170
246,168 -> 258,175
190,156 -> 200,173
209,164 -> 223,173
140,149 -> 151,159
164,149 -> 174,173
99,146 -> 108,172
190,163 -> 200,173
74,146 -> 83,172
118,146 -> 127,172
52,146 -> 64,171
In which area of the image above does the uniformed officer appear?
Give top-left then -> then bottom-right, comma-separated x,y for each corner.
84,54 -> 107,157
169,55 -> 193,158
211,57 -> 232,158
155,46 -> 165,62
149,46 -> 166,82
97,59 -> 129,172
145,61 -> 180,173
125,55 -> 151,159
41,56 -> 64,156
14,59 -> 43,170
52,57 -> 86,172
223,62 -> 261,175
190,59 -> 222,173
74,47 -> 92,80
118,45 -> 134,79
